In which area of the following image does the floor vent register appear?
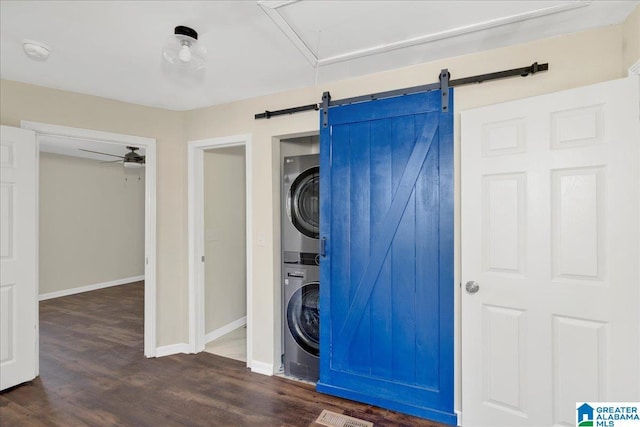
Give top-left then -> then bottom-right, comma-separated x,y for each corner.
315,410 -> 374,427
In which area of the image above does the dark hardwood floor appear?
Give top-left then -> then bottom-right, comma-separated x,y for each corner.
0,282 -> 449,427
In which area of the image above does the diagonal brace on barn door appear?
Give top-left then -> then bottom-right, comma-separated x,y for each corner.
333,114 -> 439,365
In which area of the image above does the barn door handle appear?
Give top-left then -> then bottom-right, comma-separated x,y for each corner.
320,237 -> 327,257
465,281 -> 480,294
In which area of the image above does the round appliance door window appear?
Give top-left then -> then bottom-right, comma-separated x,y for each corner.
286,282 -> 320,357
288,166 -> 319,239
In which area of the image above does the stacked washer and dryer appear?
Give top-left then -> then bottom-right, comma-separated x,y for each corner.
282,154 -> 320,383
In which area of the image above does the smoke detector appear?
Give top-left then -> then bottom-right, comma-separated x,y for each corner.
22,40 -> 50,60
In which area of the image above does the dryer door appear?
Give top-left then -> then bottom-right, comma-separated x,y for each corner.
287,282 -> 320,357
288,166 -> 319,239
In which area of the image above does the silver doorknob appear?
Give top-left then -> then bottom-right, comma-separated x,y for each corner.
465,281 -> 480,294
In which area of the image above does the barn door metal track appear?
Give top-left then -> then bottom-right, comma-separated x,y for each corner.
254,62 -> 548,122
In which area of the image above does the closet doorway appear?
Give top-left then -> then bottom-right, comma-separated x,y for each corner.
187,134 -> 253,367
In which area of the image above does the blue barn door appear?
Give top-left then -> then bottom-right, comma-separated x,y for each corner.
317,89 -> 456,425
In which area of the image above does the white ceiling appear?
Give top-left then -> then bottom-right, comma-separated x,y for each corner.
0,1 -> 637,112
38,134 -> 146,162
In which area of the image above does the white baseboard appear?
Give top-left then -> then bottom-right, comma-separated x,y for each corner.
250,360 -> 274,376
155,343 -> 191,357
39,275 -> 144,301
456,410 -> 462,426
205,316 -> 247,344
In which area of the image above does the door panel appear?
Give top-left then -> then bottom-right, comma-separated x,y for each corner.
318,90 -> 456,425
0,125 -> 37,391
461,76 -> 640,427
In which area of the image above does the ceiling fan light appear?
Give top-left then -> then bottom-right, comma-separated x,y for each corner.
162,26 -> 205,70
123,161 -> 143,169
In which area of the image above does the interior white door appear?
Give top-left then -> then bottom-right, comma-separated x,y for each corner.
461,76 -> 640,427
0,125 -> 38,391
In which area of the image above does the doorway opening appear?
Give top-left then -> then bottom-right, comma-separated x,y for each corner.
275,133 -> 319,377
21,121 -> 157,358
187,134 -> 252,367
202,145 -> 247,362
38,142 -> 145,300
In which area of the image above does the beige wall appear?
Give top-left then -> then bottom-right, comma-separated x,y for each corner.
1,11 -> 637,370
204,146 -> 246,334
0,81 -> 187,347
623,4 -> 640,73
39,152 -> 144,295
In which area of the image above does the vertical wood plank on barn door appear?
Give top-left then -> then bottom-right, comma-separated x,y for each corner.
318,90 -> 456,425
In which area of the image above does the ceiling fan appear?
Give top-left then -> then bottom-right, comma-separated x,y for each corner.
79,146 -> 145,168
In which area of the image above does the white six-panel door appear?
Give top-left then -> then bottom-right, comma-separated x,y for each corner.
0,125 -> 37,391
461,76 -> 640,427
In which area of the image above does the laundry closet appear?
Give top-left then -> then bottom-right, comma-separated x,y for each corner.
279,135 -> 320,382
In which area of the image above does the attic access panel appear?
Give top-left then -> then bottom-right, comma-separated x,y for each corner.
259,0 -> 588,66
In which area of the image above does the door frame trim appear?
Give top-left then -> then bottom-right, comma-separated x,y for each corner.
187,134 -> 253,368
21,121 -> 158,357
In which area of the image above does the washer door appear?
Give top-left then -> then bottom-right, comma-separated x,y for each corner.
288,166 -> 319,239
287,282 -> 320,357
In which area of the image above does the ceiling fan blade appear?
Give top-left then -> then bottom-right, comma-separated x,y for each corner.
100,160 -> 123,163
79,148 -> 125,159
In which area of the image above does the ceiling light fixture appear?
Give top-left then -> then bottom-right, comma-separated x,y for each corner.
162,26 -> 205,70
22,40 -> 50,60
